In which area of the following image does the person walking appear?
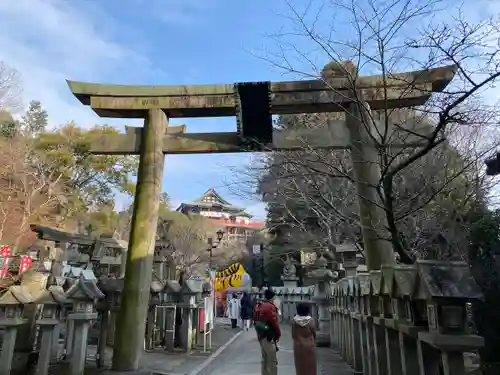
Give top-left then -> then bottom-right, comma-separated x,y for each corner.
292,303 -> 317,375
226,293 -> 240,329
253,288 -> 281,375
240,291 -> 253,331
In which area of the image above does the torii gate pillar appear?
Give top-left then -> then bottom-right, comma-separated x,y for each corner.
112,108 -> 167,370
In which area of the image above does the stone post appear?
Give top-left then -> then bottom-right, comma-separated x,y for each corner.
65,318 -> 75,358
96,308 -> 109,367
33,287 -> 69,375
343,251 -> 359,277
0,286 -> 35,375
308,256 -> 334,347
282,255 -> 299,289
0,326 -> 19,375
112,108 -> 167,371
12,273 -> 48,371
66,277 -> 105,375
145,305 -> 156,351
106,307 -> 117,347
180,303 -> 194,351
69,317 -> 90,375
36,323 -> 56,374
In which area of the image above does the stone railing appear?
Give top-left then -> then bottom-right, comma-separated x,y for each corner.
250,286 -> 315,323
329,260 -> 483,375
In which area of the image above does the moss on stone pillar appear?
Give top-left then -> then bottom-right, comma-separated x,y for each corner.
111,108 -> 167,371
346,101 -> 395,270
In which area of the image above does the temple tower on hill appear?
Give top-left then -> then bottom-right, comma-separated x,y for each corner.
176,188 -> 265,242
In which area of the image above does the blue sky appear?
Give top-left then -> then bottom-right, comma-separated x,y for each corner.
0,0 -> 497,219
0,0 -> 307,219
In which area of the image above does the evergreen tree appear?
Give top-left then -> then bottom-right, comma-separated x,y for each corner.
0,110 -> 19,138
21,100 -> 47,135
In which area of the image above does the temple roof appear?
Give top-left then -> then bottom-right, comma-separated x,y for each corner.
176,188 -> 251,217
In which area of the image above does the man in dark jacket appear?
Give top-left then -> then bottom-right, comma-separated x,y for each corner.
253,288 -> 281,375
240,292 -> 253,331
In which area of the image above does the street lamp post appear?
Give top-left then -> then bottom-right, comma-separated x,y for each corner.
207,229 -> 225,269
252,243 -> 265,288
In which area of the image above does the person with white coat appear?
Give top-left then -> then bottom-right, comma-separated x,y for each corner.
226,293 -> 241,328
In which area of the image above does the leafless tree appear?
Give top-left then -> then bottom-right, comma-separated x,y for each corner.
0,136 -> 64,250
232,1 -> 500,371
167,217 -> 247,276
232,0 -> 500,266
0,61 -> 22,113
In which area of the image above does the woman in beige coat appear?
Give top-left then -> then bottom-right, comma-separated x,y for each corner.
292,303 -> 317,375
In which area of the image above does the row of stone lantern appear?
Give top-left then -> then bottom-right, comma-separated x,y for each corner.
330,260 -> 484,375
0,276 -> 104,375
97,275 -> 204,355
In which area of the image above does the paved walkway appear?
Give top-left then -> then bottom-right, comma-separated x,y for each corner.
195,326 -> 353,375
48,320 -> 242,375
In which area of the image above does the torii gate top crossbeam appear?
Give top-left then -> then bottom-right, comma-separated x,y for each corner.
67,65 -> 456,119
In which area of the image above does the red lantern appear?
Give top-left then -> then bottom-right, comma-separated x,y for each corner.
0,245 -> 11,278
19,256 -> 32,274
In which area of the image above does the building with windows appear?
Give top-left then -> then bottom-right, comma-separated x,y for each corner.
176,188 -> 265,242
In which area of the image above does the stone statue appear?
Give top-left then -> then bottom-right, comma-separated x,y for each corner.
282,255 -> 296,278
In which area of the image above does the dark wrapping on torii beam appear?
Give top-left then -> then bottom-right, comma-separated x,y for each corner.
235,81 -> 273,148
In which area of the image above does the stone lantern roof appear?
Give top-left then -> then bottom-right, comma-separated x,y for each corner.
66,276 -> 105,300
0,286 -> 36,304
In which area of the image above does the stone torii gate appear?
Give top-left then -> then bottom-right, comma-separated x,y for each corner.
67,61 -> 456,370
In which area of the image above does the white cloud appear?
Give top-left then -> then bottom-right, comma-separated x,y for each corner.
0,0 -> 267,218
133,0 -> 208,26
0,0 -> 148,128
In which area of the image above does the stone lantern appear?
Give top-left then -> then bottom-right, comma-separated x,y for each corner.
414,260 -> 484,374
380,265 -> 396,319
162,280 -> 181,352
0,286 -> 34,375
281,255 -> 299,288
357,273 -> 371,316
65,276 -> 105,375
34,286 -> 69,375
96,277 -> 124,366
307,255 -> 335,347
178,279 -> 203,351
391,265 -> 420,326
415,260 -> 483,335
369,270 -> 385,318
145,276 -> 165,351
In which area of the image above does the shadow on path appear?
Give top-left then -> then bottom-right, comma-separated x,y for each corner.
195,326 -> 352,375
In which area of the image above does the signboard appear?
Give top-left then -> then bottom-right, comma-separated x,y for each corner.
200,211 -> 230,219
204,296 -> 214,327
252,245 -> 261,255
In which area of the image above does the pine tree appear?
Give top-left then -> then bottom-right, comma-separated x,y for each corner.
21,100 -> 47,135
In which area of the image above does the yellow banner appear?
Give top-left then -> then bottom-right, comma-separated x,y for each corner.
215,263 -> 244,278
213,263 -> 250,291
